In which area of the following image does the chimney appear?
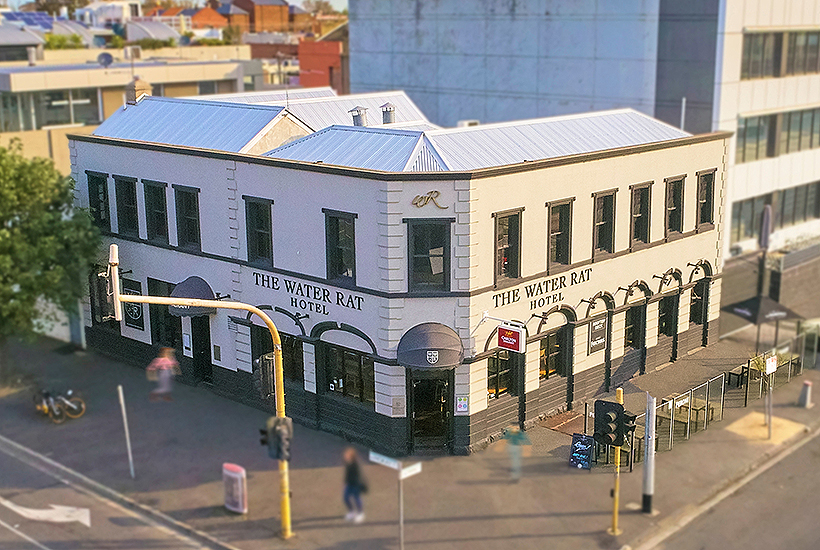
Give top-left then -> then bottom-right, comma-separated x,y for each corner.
125,76 -> 152,105
26,46 -> 37,67
348,106 -> 368,127
380,102 -> 396,124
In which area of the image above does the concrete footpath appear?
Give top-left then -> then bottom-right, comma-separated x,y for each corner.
1,323 -> 818,550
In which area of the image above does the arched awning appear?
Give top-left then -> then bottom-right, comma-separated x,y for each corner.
397,322 -> 464,370
169,276 -> 217,317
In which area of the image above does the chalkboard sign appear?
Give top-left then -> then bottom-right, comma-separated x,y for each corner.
569,433 -> 594,470
588,316 -> 608,354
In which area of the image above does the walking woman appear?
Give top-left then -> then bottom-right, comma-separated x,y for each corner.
342,447 -> 367,523
147,347 -> 180,401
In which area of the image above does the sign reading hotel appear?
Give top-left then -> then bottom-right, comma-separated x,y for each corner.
493,267 -> 593,310
253,272 -> 364,316
497,324 -> 526,353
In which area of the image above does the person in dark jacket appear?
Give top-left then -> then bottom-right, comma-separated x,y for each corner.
342,447 -> 366,522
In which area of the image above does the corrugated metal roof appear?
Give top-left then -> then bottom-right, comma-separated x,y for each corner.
282,91 -> 430,131
126,21 -> 180,41
93,96 -> 284,153
0,24 -> 45,45
264,109 -> 692,172
425,109 -> 690,170
182,87 -> 336,103
265,126 -> 425,172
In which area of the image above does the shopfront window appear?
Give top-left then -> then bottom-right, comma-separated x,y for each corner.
488,350 -> 514,398
251,324 -> 304,382
539,328 -> 569,379
324,343 -> 375,405
147,278 -> 182,349
624,305 -> 645,349
658,295 -> 678,338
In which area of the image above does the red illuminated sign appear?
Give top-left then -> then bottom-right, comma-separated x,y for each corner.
498,324 -> 525,353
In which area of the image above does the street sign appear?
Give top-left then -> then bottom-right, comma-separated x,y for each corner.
369,450 -> 401,470
498,324 -> 525,353
400,462 -> 422,480
765,355 -> 778,375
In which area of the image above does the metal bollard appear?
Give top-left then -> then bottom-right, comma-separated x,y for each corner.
798,381 -> 814,409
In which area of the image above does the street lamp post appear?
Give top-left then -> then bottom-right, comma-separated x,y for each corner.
107,244 -> 293,539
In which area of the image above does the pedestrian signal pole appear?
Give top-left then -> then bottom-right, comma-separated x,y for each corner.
107,244 -> 293,539
610,387 -> 624,536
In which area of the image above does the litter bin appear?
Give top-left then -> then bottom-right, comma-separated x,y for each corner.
223,463 -> 247,514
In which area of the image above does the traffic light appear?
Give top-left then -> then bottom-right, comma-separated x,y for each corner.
594,400 -> 625,447
260,416 -> 293,461
623,410 -> 637,438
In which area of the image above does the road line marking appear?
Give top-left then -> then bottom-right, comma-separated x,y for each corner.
631,425 -> 820,550
0,517 -> 53,550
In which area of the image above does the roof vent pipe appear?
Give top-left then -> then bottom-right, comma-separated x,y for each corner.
349,106 -> 368,126
381,102 -> 395,124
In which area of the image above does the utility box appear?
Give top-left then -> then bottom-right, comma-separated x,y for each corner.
222,463 -> 247,514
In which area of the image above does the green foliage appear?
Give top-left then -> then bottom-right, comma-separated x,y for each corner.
44,34 -> 85,50
196,38 -> 227,46
0,140 -> 101,341
302,0 -> 337,14
222,25 -> 241,45
133,37 -> 177,50
109,35 -> 125,49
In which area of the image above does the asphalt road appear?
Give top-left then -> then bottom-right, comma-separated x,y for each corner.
659,432 -> 820,550
0,451 -> 205,550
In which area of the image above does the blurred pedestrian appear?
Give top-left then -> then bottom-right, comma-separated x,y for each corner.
342,447 -> 367,523
147,347 -> 179,402
503,424 -> 531,481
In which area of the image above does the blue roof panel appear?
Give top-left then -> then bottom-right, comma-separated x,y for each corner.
93,96 -> 284,153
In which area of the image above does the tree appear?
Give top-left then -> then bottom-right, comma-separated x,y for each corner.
222,25 -> 241,45
302,0 -> 337,14
0,141 -> 101,383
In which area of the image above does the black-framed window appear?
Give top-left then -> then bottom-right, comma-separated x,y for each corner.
665,177 -> 684,236
624,305 -> 645,350
87,172 -> 110,231
144,181 -> 168,244
547,200 -> 572,267
539,328 -> 569,379
697,171 -> 715,227
407,219 -> 451,292
245,197 -> 273,268
324,343 -> 375,405
324,209 -> 356,284
741,32 -> 782,79
114,176 -> 138,236
593,191 -> 615,255
658,295 -> 678,338
689,280 -> 708,326
147,278 -> 182,349
488,350 -> 514,399
494,210 -> 522,282
174,186 -> 201,251
630,184 -> 651,245
250,324 -> 304,383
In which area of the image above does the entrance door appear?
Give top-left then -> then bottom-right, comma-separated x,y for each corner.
412,378 -> 450,451
190,316 -> 212,383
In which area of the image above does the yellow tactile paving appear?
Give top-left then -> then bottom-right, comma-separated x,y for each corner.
724,411 -> 807,445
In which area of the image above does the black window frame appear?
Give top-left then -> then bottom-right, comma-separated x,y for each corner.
539,328 -> 569,380
592,190 -> 616,257
493,208 -> 523,284
114,175 -> 138,237
323,208 -> 357,285
696,169 -> 716,230
324,343 -> 375,405
546,198 -> 573,269
657,295 -> 678,338
405,217 -> 453,293
664,176 -> 685,238
250,324 -> 304,383
86,171 -> 110,232
624,305 -> 645,350
629,183 -> 651,247
143,180 -> 168,244
488,350 -> 515,399
173,185 -> 201,251
244,195 -> 274,268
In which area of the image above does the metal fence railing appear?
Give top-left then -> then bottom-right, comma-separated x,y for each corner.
594,326 -> 819,469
